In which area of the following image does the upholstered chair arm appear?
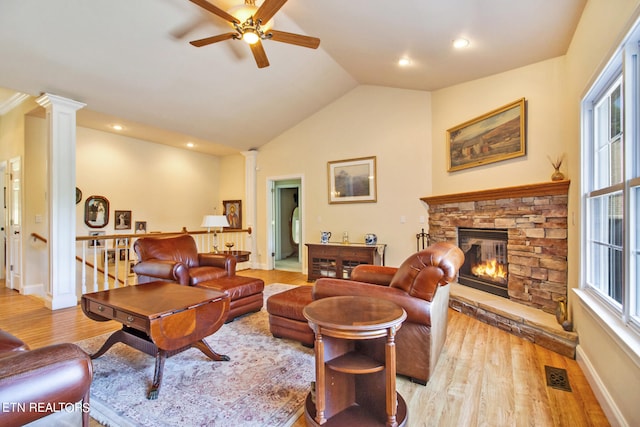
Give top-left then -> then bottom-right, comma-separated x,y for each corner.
389,242 -> 464,302
133,260 -> 190,285
198,253 -> 236,276
313,279 -> 433,326
0,343 -> 93,427
350,265 -> 397,286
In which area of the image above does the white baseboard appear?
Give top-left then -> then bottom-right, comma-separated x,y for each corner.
21,283 -> 45,297
576,344 -> 628,427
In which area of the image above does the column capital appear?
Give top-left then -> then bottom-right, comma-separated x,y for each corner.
36,93 -> 86,111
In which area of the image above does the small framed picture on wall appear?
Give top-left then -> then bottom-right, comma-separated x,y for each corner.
135,221 -> 147,234
223,200 -> 242,229
114,210 -> 132,230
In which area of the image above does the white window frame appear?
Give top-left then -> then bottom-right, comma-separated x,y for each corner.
580,18 -> 640,361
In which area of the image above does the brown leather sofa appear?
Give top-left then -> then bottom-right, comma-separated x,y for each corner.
133,234 -> 264,321
267,242 -> 464,385
0,329 -> 93,427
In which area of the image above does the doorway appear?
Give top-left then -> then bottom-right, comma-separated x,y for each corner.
7,157 -> 22,290
0,161 -> 6,282
271,178 -> 302,272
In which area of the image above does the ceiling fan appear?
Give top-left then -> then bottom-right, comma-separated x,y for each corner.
188,0 -> 320,68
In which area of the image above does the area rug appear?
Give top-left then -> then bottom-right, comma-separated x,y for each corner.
76,283 -> 314,427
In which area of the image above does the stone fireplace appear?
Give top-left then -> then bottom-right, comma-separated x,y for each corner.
421,181 -> 577,358
422,180 -> 570,313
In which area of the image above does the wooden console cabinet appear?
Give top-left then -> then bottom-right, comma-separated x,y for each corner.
306,243 -> 386,281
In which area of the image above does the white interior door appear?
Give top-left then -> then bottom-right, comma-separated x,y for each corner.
8,157 -> 21,291
0,161 -> 6,281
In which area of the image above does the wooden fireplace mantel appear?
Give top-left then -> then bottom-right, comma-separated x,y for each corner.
420,180 -> 570,205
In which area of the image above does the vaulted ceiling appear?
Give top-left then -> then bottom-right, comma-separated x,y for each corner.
0,0 -> 586,156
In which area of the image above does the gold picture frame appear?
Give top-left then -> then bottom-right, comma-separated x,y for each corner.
447,98 -> 526,172
327,156 -> 377,204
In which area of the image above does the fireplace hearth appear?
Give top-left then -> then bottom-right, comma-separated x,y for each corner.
458,228 -> 508,298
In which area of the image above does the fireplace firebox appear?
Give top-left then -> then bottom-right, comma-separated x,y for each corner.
458,228 -> 508,298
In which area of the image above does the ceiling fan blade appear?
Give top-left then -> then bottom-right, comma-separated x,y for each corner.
190,32 -> 237,47
250,40 -> 270,68
268,29 -> 320,49
189,0 -> 239,24
254,0 -> 288,24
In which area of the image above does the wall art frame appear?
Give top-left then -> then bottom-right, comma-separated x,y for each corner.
84,195 -> 109,228
447,98 -> 526,172
327,156 -> 377,204
88,231 -> 105,247
114,210 -> 132,230
135,221 -> 147,234
223,200 -> 242,229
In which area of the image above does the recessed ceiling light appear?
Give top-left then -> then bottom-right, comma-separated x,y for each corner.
453,38 -> 470,49
111,124 -> 123,131
186,142 -> 195,148
398,57 -> 412,67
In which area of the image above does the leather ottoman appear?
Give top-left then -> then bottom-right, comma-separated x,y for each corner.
196,275 -> 264,322
266,285 -> 314,346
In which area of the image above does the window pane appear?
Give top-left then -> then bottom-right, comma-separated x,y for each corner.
611,85 -> 622,138
633,186 -> 640,319
593,81 -> 624,189
610,193 -> 623,247
612,137 -> 623,184
587,192 -> 624,304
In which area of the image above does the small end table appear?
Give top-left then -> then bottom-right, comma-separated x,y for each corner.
303,296 -> 407,427
223,250 -> 251,262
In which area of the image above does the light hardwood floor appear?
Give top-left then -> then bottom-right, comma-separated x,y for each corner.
0,270 -> 609,427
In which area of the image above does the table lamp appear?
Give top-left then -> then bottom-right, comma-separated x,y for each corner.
201,215 -> 229,253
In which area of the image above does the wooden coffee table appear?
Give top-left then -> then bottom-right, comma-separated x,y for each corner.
81,281 -> 230,399
303,296 -> 408,427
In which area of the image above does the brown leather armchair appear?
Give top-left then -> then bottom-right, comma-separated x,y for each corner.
133,234 -> 236,285
0,329 -> 93,427
133,234 -> 265,321
313,242 -> 464,385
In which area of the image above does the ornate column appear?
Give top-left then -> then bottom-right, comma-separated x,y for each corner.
36,93 -> 85,310
241,149 -> 258,268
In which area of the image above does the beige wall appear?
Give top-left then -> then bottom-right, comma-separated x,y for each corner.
565,1 -> 640,426
219,153 -> 246,220
74,126 -> 221,234
431,56 -> 568,193
254,85 -> 432,268
0,97 -> 36,160
17,116 -> 223,295
24,115 -> 48,292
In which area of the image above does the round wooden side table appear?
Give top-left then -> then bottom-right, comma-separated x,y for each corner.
303,296 -> 408,427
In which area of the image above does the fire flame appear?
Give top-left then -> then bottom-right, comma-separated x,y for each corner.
471,259 -> 507,280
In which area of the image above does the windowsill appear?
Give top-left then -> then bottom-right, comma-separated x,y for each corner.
573,288 -> 640,369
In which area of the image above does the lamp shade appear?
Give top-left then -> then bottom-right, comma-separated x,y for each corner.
201,215 -> 230,228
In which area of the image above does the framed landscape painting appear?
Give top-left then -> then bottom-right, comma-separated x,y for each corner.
327,156 -> 377,204
447,98 -> 526,172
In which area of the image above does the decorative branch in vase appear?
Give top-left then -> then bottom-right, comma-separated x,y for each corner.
548,154 -> 565,181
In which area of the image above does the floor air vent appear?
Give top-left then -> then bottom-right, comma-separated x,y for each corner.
544,365 -> 572,392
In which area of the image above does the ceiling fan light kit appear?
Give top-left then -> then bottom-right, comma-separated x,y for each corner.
188,0 -> 320,68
